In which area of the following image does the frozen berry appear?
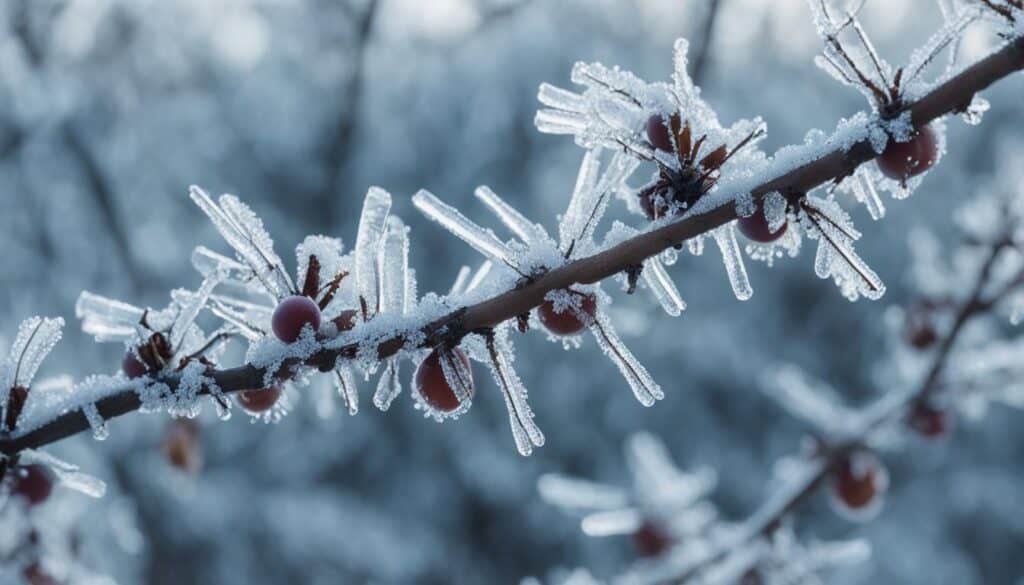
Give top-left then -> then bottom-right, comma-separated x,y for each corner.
738,201 -> 787,243
831,451 -> 886,512
163,420 -> 202,474
332,309 -> 359,333
122,351 -> 148,378
538,291 -> 598,336
271,295 -> 322,343
646,113 -> 680,152
237,385 -> 283,414
415,348 -> 473,413
908,402 -> 953,439
632,520 -> 674,558
11,465 -> 54,506
877,125 -> 938,181
22,564 -> 57,585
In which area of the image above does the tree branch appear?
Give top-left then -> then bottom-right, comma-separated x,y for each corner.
2,36 -> 1022,456
670,234 -> 1015,583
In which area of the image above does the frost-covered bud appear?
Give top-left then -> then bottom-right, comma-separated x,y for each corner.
122,351 -> 148,379
237,385 -> 283,414
908,402 -> 953,439
632,520 -> 674,558
538,291 -> 598,336
415,348 -> 474,413
877,125 -> 938,181
272,295 -> 322,343
738,200 -> 788,243
830,451 -> 887,518
11,465 -> 55,506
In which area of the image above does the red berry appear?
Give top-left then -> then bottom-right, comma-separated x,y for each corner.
271,295 -> 322,343
414,348 -> 473,413
632,520 -> 674,558
122,351 -> 148,378
876,125 -> 938,181
11,465 -> 54,506
538,291 -> 598,336
738,201 -> 787,243
831,451 -> 885,512
903,305 -> 939,350
646,113 -> 680,152
164,420 -> 202,474
237,385 -> 283,413
332,309 -> 359,333
22,564 -> 58,585
908,402 -> 953,439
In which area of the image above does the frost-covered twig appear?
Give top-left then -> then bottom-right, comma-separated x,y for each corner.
2,33 -> 1023,456
668,232 -> 1016,584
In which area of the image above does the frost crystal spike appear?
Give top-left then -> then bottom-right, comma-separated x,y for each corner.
802,197 -> 885,301
2,317 -> 64,392
713,224 -> 754,301
76,292 -> 144,342
355,187 -> 393,318
412,189 -> 519,272
473,186 -> 546,246
189,187 -> 295,299
484,332 -> 545,456
642,256 -> 687,317
589,312 -> 663,406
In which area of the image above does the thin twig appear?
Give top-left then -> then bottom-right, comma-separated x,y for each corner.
671,237 -> 1013,583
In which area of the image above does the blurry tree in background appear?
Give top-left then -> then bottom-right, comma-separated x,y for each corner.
1,0 -> 1024,584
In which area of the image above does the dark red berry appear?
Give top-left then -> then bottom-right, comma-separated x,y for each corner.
414,348 -> 473,413
738,201 -> 787,243
11,465 -> 54,506
832,452 -> 884,511
22,564 -> 58,585
237,385 -> 283,413
538,291 -> 598,336
164,420 -> 202,474
908,402 -> 953,439
903,305 -> 939,350
271,295 -> 322,343
632,520 -> 674,558
122,351 -> 148,378
877,125 -> 938,181
332,309 -> 359,333
646,113 -> 680,152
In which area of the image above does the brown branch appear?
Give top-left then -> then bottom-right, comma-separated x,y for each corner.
2,36 -> 1023,456
670,235 -> 1014,583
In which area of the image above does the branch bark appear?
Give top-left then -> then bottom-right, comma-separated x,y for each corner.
2,37 -> 1023,456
